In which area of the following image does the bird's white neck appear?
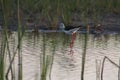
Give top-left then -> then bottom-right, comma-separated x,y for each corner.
59,23 -> 65,31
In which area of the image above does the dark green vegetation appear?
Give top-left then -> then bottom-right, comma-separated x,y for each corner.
0,0 -> 120,29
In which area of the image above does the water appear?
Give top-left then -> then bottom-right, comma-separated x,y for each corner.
0,32 -> 120,80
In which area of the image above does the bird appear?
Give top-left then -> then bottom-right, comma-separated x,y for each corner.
91,24 -> 103,34
59,23 -> 80,35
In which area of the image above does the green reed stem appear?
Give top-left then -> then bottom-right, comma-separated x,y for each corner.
17,0 -> 23,80
40,55 -> 51,80
40,33 -> 47,80
5,38 -> 15,80
49,39 -> 57,80
0,0 -> 25,80
101,56 -> 120,80
0,0 -> 9,80
118,58 -> 120,80
101,57 -> 106,80
40,33 -> 57,80
96,59 -> 101,80
81,26 -> 89,80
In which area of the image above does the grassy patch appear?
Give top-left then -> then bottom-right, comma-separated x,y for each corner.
0,0 -> 120,29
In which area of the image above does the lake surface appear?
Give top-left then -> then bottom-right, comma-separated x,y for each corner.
0,32 -> 120,80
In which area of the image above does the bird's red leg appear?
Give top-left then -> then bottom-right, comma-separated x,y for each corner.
69,33 -> 77,56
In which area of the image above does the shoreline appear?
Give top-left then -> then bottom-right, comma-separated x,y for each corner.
0,13 -> 120,33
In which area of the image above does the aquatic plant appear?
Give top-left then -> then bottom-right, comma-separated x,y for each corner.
0,0 -> 25,80
96,59 -> 101,80
101,56 -> 120,80
40,33 -> 57,80
0,0 -> 12,80
81,25 -> 89,80
17,0 -> 23,80
118,58 -> 120,80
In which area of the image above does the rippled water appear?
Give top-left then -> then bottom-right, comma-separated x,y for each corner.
1,32 -> 120,80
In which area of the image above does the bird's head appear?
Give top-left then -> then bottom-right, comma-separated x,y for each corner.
59,23 -> 65,31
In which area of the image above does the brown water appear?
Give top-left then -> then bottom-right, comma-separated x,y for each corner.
1,32 -> 120,80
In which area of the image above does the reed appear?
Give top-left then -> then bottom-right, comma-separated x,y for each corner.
49,37 -> 57,80
81,25 -> 89,80
0,38 -> 6,80
40,33 -> 49,80
118,58 -> 120,80
101,56 -> 120,80
0,0 -> 25,79
40,33 -> 57,80
101,57 -> 105,80
0,0 -> 12,80
5,35 -> 14,80
17,0 -> 25,80
96,59 -> 101,80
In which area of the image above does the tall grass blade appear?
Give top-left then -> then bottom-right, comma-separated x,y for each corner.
118,58 -> 120,80
0,0 -> 11,80
101,56 -> 120,80
49,39 -> 57,80
81,25 -> 89,80
17,0 -> 24,80
96,59 -> 101,80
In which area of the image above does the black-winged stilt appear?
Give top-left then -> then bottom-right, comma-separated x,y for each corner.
59,23 -> 80,34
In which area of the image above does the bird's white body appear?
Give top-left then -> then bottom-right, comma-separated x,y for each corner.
59,23 -> 80,34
